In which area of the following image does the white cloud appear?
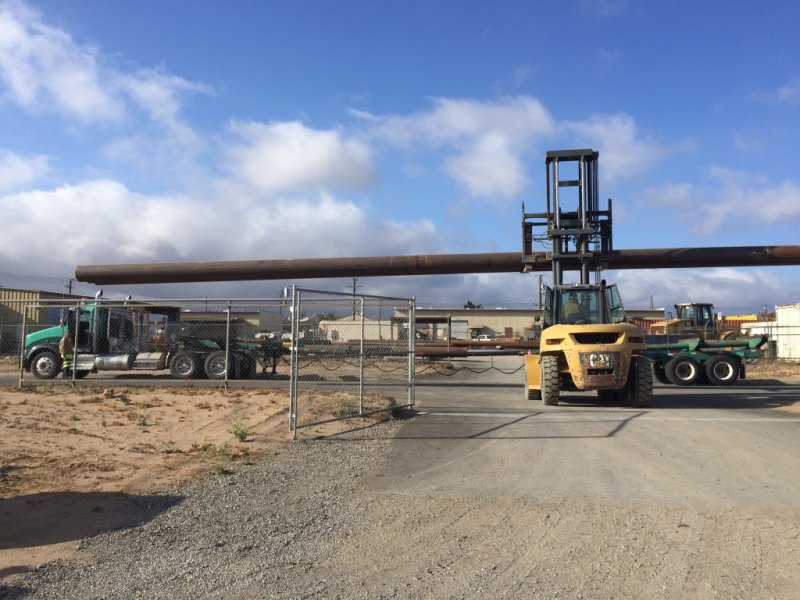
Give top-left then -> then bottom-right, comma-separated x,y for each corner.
0,1 -> 210,133
748,78 -> 800,108
640,177 -> 800,236
224,120 -> 375,194
0,149 -> 49,192
356,96 -> 555,199
0,0 -> 123,121
613,267 -> 792,313
562,113 -> 685,185
0,176 -> 440,283
443,131 -> 527,199
358,98 -> 687,200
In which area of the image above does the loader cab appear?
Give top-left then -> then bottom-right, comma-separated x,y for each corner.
542,282 -> 627,328
675,303 -> 716,331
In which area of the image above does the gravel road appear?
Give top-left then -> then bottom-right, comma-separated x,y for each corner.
4,357 -> 800,599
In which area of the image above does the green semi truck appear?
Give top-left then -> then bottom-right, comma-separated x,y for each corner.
23,302 -> 284,380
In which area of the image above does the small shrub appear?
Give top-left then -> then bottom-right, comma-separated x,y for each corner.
163,442 -> 182,454
231,422 -> 255,442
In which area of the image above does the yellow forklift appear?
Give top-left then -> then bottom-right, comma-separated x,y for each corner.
522,150 -> 652,407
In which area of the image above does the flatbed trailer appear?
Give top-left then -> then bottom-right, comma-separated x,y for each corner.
644,335 -> 767,386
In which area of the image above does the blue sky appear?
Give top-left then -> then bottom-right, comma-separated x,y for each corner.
1,0 -> 799,314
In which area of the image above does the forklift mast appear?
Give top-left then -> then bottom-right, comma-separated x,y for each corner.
522,149 -> 612,285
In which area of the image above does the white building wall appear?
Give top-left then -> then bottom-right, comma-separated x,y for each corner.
776,304 -> 800,361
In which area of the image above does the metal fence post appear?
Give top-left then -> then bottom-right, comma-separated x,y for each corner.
409,298 -> 416,407
71,301 -> 79,384
18,305 -> 28,388
359,296 -> 365,415
289,286 -> 299,438
224,301 -> 232,388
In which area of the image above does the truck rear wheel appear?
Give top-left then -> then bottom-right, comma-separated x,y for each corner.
705,355 -> 739,386
170,351 -> 200,379
541,355 -> 560,406
31,350 -> 61,379
204,351 -> 234,379
665,355 -> 700,386
236,352 -> 257,379
652,362 -> 670,385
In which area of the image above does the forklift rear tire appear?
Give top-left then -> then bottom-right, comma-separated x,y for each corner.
626,356 -> 653,408
541,355 -> 560,406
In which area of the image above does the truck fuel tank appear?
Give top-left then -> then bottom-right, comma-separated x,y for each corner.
93,354 -> 137,371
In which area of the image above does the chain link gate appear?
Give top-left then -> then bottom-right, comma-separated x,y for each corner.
288,287 -> 415,437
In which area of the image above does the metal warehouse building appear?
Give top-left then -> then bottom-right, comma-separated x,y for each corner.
0,287 -> 84,353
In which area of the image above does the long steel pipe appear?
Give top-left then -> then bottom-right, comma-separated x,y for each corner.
75,245 -> 800,285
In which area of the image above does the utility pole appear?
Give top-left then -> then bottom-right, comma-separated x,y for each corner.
537,274 -> 543,310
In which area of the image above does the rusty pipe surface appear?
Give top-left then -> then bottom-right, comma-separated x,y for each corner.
75,245 -> 800,285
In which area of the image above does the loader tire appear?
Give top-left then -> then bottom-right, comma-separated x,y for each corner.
704,354 -> 739,386
625,356 -> 653,408
665,355 -> 700,386
541,355 -> 560,406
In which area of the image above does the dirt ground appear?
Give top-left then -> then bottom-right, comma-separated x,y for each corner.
0,382 -> 296,579
1,357 -> 798,583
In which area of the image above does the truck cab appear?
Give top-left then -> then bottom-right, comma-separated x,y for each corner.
24,303 -> 138,379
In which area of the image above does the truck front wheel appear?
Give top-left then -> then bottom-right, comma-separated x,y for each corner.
31,350 -> 61,379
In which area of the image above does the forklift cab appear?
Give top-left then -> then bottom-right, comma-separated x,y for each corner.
542,282 -> 627,328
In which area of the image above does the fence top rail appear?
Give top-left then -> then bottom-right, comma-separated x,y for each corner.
295,287 -> 415,304
0,297 -> 289,305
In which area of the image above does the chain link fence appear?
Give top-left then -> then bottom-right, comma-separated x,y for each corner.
287,288 -> 415,437
1,290 -> 417,434
6,298 -> 292,384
